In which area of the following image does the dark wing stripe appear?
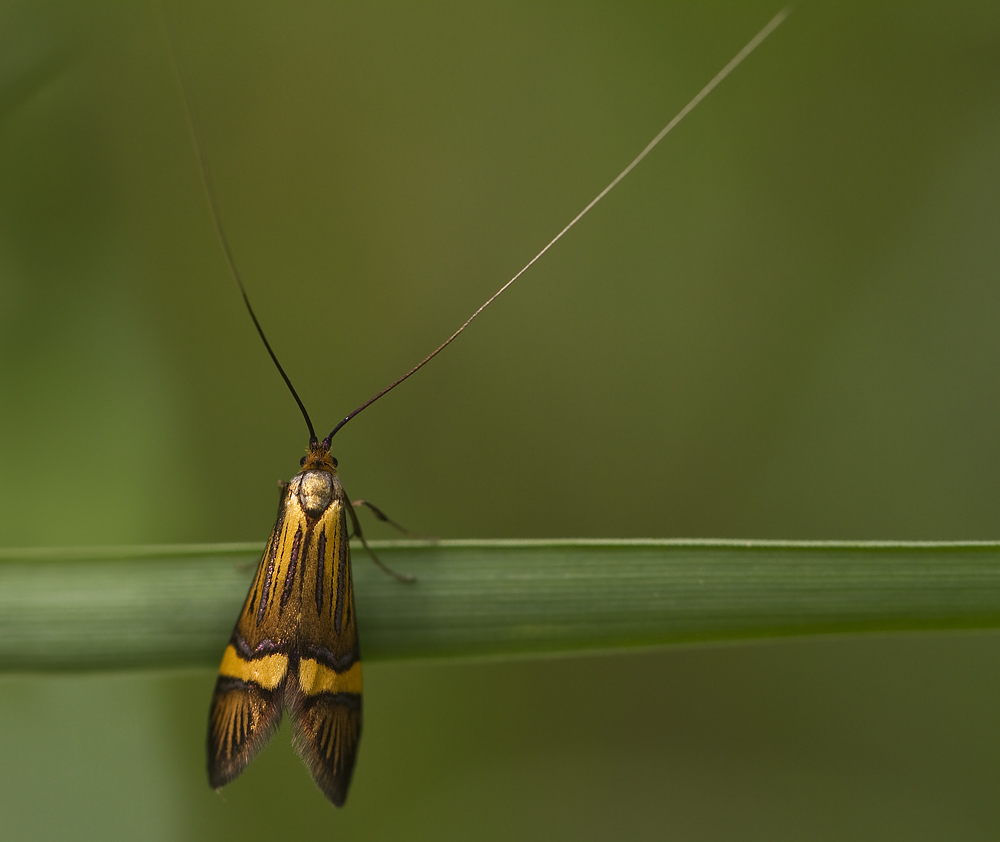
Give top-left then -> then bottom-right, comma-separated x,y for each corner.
298,527 -> 313,603
230,631 -> 283,659
315,528 -> 326,617
256,533 -> 280,624
300,644 -> 358,672
281,524 -> 303,608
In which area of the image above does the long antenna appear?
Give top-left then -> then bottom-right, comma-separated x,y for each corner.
326,8 -> 790,443
159,6 -> 319,443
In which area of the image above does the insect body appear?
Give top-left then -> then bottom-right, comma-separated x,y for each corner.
208,442 -> 359,805
163,6 -> 789,807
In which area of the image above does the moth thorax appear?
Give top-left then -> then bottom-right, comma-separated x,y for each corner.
297,470 -> 335,516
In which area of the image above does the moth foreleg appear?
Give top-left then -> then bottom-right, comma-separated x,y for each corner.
345,496 -> 416,583
350,498 -> 436,541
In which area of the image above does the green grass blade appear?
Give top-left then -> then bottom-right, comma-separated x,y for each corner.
2,539 -> 1000,672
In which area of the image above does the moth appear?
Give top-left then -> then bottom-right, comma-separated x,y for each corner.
207,437 -> 378,805
163,8 -> 789,807
205,442 -> 354,805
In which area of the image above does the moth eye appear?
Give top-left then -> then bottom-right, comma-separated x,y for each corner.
331,457 -> 338,468
300,456 -> 307,466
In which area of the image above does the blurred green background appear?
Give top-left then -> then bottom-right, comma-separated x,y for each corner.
2,0 -> 1000,838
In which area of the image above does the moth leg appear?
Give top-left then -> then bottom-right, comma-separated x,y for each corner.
346,499 -> 415,583
351,499 -> 436,541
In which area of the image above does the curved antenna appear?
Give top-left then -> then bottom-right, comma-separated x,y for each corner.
325,8 -> 790,443
159,8 -> 319,443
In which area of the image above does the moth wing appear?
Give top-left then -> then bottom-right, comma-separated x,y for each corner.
207,493 -> 297,791
287,682 -> 362,806
287,493 -> 362,806
207,672 -> 284,790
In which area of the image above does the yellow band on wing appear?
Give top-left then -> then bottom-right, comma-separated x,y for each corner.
218,645 -> 289,691
298,658 -> 363,696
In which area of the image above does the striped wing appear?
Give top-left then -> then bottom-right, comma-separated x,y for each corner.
207,470 -> 362,806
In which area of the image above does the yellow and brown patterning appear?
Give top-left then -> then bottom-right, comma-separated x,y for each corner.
207,442 -> 362,806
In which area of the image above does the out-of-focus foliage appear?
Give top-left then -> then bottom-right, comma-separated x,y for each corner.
1,1 -> 999,839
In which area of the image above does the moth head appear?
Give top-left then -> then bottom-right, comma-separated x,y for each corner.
299,438 -> 338,474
